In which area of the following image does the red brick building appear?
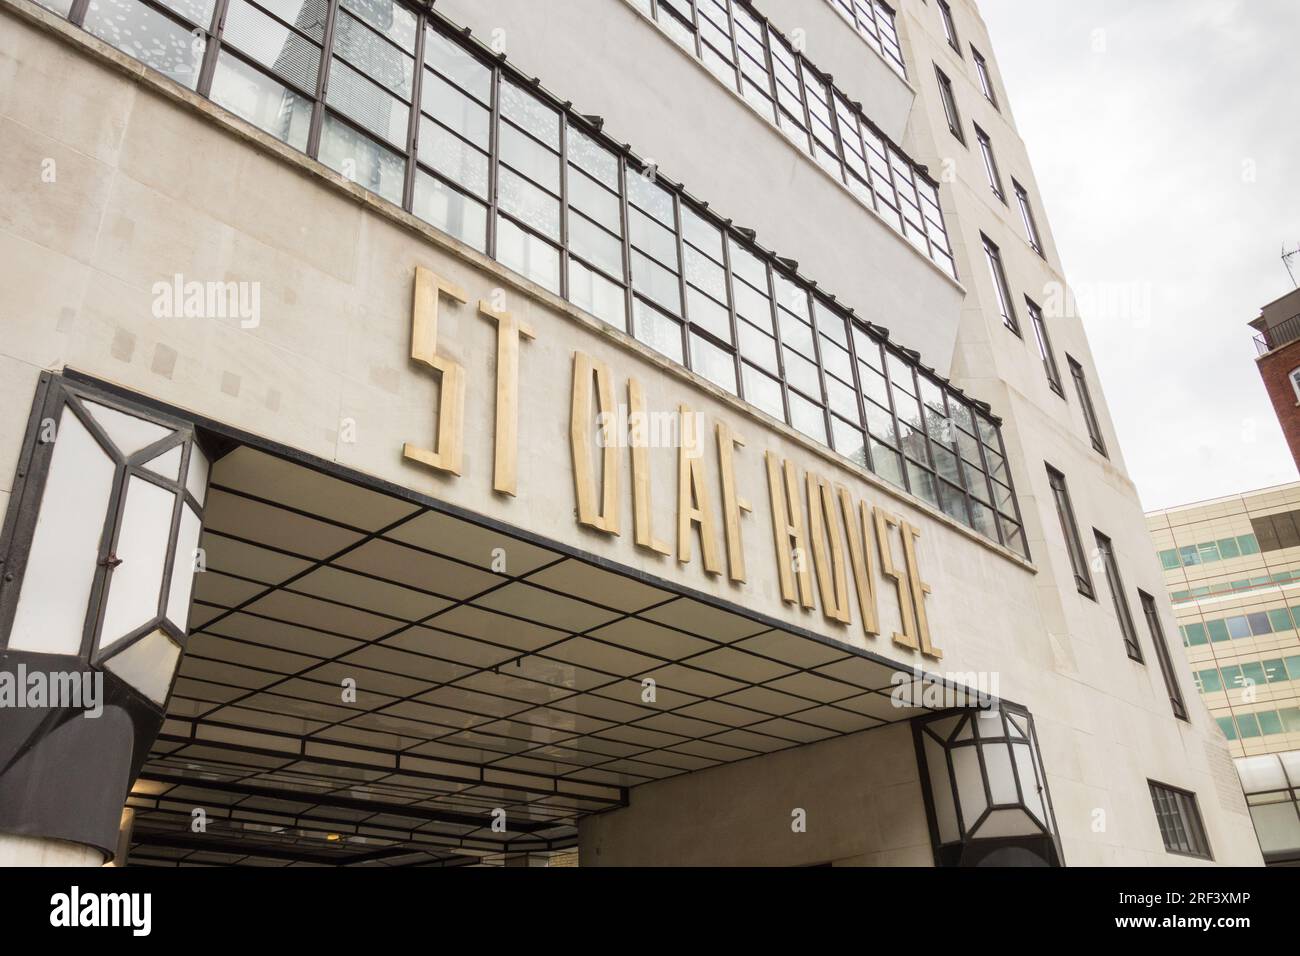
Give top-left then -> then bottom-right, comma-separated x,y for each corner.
1251,288 -> 1300,470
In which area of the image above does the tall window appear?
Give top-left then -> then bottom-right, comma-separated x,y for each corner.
1148,781 -> 1210,858
974,124 -> 1004,201
1141,591 -> 1189,720
1026,298 -> 1063,395
935,65 -> 964,144
981,234 -> 1019,334
1014,180 -> 1043,256
937,0 -> 960,53
972,45 -> 998,108
1047,465 -> 1093,598
1095,532 -> 1142,661
1067,355 -> 1108,456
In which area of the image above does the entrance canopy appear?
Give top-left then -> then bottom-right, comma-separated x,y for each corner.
127,445 -> 960,866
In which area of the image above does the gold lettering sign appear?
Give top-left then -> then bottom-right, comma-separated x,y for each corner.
716,422 -> 751,584
478,300 -> 534,496
676,404 -> 722,575
629,378 -> 670,556
766,452 -> 814,609
570,351 -> 620,535
838,486 -> 880,637
875,506 -> 919,652
807,471 -> 851,625
404,267 -> 468,476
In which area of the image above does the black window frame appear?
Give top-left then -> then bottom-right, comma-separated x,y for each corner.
973,123 -> 1005,202
1013,179 -> 1044,257
1148,780 -> 1211,858
937,0 -> 961,55
1047,465 -> 1094,599
1094,531 -> 1142,662
981,233 -> 1019,335
1140,591 -> 1189,721
971,44 -> 998,109
1025,296 -> 1063,396
934,64 -> 965,145
1067,355 -> 1108,457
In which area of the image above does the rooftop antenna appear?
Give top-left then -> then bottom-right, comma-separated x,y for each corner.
1284,243 -> 1300,288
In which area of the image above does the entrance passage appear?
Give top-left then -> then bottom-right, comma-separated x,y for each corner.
128,445 -> 947,866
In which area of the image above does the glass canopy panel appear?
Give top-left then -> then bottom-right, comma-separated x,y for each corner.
186,443 -> 211,505
83,400 -> 173,458
982,740 -> 1019,805
951,747 -> 987,825
144,443 -> 184,481
103,628 -> 183,706
166,503 -> 204,630
924,733 -> 959,843
8,410 -> 116,655
1012,741 -> 1046,824
98,476 -> 177,649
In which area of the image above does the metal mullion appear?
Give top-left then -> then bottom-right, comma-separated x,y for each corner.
878,345 -> 911,495
762,259 -> 793,429
842,317 -> 876,473
486,61 -> 502,259
196,0 -> 231,97
909,364 -> 937,481
403,18 -> 427,213
306,0 -> 341,158
617,155 -> 635,335
802,290 -> 834,449
671,193 -> 690,370
68,0 -> 90,25
558,113 -> 571,301
721,0 -> 743,96
718,227 -> 745,403
687,0 -> 703,59
942,391 -> 979,530
996,425 -> 1030,559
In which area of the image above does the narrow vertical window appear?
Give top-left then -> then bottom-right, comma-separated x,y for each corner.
972,46 -> 998,108
934,65 -> 964,144
1141,592 -> 1190,721
974,124 -> 1004,201
1014,180 -> 1044,256
937,0 -> 960,53
981,234 -> 1019,334
1047,465 -> 1093,598
1025,297 -> 1063,395
1067,355 -> 1108,456
1095,532 -> 1142,660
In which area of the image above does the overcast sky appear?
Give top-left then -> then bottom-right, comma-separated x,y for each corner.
978,0 -> 1300,511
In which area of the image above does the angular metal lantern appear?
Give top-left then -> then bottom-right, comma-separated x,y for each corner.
913,705 -> 1063,867
0,374 -> 210,858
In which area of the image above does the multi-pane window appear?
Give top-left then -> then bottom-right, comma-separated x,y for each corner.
51,0 -> 1024,552
1025,298 -> 1063,396
1014,180 -> 1044,256
1067,355 -> 1108,456
1141,592 -> 1189,721
974,124 -> 1005,202
1047,466 -> 1093,598
1148,781 -> 1210,858
981,235 -> 1019,335
935,65 -> 965,144
1094,532 -> 1142,661
971,45 -> 998,109
937,0 -> 960,53
828,0 -> 907,77
631,0 -> 953,278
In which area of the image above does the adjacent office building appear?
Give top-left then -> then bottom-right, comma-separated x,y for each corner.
1148,486 -> 1300,865
0,0 -> 1263,865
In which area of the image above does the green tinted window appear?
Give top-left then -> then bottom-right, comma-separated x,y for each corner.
1241,662 -> 1267,685
1238,534 -> 1260,555
1236,713 -> 1261,738
1216,537 -> 1241,559
1281,707 -> 1300,733
1268,608 -> 1293,632
1179,545 -> 1200,566
1184,622 -> 1208,646
1159,549 -> 1181,570
1207,619 -> 1230,642
1198,669 -> 1223,693
1285,655 -> 1300,680
1258,710 -> 1283,735
1216,716 -> 1238,740
1197,543 -> 1220,563
1220,665 -> 1242,687
1262,659 -> 1288,683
